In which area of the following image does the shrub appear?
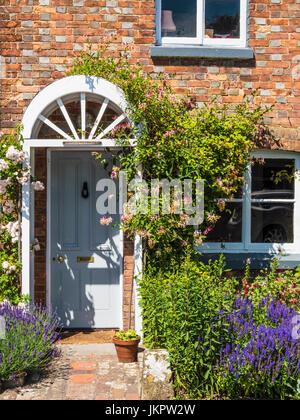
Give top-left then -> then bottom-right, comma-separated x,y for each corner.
0,253 -> 22,306
139,252 -> 238,398
0,127 -> 44,304
214,296 -> 300,399
140,254 -> 300,399
70,39 -> 271,257
240,259 -> 300,310
0,301 -> 61,381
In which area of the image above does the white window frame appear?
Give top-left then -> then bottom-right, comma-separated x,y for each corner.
199,150 -> 300,255
161,0 -> 248,48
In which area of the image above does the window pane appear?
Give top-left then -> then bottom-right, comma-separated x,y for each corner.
205,0 -> 240,39
251,159 -> 295,200
251,203 -> 294,243
206,203 -> 242,242
162,0 -> 197,38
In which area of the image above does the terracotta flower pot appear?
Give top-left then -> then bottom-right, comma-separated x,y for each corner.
3,372 -> 26,389
113,336 -> 140,363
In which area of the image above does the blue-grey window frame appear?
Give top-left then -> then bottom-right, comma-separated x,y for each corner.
155,0 -> 162,46
152,0 -> 254,59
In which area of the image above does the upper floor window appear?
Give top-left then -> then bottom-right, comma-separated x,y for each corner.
159,0 -> 248,47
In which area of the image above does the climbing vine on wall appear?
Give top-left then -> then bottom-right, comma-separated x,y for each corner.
70,37 -> 271,261
0,126 -> 44,303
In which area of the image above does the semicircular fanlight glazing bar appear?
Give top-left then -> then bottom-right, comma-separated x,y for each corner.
38,114 -> 72,140
57,98 -> 79,140
80,93 -> 86,140
89,98 -> 110,140
95,113 -> 126,141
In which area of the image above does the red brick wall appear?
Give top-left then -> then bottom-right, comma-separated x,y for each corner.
34,148 -> 47,305
123,234 -> 135,330
0,0 -> 299,324
1,0 -> 299,143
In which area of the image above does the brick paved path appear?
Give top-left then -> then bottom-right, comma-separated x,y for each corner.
0,344 -> 141,400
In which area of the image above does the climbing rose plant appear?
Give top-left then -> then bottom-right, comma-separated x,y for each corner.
70,38 -> 271,260
0,126 -> 44,304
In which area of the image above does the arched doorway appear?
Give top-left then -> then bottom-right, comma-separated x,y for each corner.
21,75 -> 142,331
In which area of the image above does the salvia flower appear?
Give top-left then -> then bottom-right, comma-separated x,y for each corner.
213,295 -> 300,398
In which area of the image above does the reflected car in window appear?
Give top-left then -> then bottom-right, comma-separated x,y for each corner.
251,190 -> 293,243
206,190 -> 293,244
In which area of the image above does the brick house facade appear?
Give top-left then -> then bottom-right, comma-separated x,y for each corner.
0,0 -> 299,330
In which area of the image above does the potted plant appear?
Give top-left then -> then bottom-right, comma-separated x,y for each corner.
113,330 -> 140,363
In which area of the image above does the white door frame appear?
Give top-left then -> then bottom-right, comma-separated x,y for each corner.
20,75 -> 143,335
22,140 -> 143,334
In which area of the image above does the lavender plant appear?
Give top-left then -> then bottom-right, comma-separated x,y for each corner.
0,301 -> 61,381
215,296 -> 300,399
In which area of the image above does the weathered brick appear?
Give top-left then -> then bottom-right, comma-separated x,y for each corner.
69,374 -> 95,384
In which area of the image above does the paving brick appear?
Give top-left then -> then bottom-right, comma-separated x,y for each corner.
96,394 -> 109,400
71,361 -> 97,371
69,374 -> 95,384
112,388 -> 126,399
125,393 -> 139,400
96,379 -> 111,394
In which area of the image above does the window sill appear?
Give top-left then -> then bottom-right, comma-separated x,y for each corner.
198,252 -> 300,270
151,45 -> 254,59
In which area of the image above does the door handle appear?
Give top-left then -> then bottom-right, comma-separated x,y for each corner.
57,256 -> 64,263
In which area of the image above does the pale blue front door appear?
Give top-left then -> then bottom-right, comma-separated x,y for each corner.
50,151 -> 121,328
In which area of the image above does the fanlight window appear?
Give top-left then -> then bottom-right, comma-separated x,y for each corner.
33,92 -> 129,140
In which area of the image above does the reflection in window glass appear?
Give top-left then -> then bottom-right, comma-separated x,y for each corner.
251,203 -> 294,243
251,159 -> 295,200
206,203 -> 242,243
205,0 -> 240,39
161,0 -> 197,37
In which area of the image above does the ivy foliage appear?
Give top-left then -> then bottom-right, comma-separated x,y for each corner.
70,39 -> 270,257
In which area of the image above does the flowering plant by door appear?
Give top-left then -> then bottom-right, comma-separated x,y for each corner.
0,126 -> 44,304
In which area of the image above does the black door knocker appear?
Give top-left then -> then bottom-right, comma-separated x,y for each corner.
81,182 -> 89,199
